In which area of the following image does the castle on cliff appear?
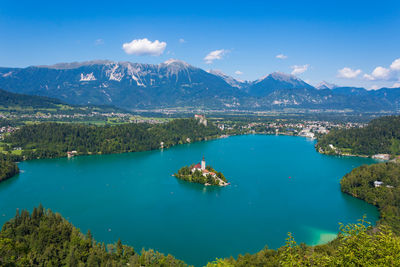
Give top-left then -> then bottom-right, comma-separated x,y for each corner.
194,114 -> 207,126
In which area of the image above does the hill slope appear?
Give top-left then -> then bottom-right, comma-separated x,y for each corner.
316,116 -> 400,156
3,118 -> 221,159
0,88 -> 63,108
0,87 -> 128,117
341,162 -> 400,233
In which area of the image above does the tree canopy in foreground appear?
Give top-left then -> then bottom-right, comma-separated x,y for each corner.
1,206 -> 400,266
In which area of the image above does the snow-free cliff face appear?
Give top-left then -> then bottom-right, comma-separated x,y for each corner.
207,69 -> 247,89
0,60 -> 400,111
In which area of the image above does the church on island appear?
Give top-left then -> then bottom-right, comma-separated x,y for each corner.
191,156 -> 217,178
174,156 -> 229,186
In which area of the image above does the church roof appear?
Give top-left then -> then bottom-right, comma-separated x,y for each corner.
193,163 -> 201,169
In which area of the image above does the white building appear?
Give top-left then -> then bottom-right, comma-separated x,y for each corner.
191,156 -> 217,178
372,154 -> 390,160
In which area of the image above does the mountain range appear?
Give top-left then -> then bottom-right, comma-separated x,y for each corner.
0,59 -> 399,112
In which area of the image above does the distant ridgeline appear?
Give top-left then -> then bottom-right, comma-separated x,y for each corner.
316,115 -> 400,157
175,157 -> 228,186
341,162 -> 400,234
2,118 -> 221,160
2,205 -> 400,266
0,88 -> 126,115
2,61 -> 400,111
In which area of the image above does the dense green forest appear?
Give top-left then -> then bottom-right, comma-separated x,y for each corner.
0,154 -> 19,182
0,205 -> 187,266
175,165 -> 227,186
316,115 -> 400,156
341,162 -> 400,234
2,206 -> 400,266
3,119 -> 221,160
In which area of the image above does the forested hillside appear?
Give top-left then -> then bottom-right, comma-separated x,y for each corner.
0,205 -> 187,266
0,154 -> 19,182
3,119 -> 221,160
0,88 -> 63,108
0,87 -> 128,124
316,115 -> 400,156
341,162 -> 400,234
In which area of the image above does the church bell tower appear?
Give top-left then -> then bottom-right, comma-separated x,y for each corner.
201,156 -> 206,170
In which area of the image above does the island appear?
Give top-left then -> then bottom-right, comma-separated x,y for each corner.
174,157 -> 229,186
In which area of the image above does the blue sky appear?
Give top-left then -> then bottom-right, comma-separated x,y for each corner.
1,0 -> 400,88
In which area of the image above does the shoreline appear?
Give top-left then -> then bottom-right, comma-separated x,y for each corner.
0,133 -> 384,266
1,133 -> 225,183
319,151 -> 371,158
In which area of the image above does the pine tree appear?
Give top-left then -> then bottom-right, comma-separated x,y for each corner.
116,238 -> 123,257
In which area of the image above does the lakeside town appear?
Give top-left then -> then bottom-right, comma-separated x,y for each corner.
0,112 -> 367,142
1,112 -> 391,162
213,118 -> 365,139
0,111 -> 166,124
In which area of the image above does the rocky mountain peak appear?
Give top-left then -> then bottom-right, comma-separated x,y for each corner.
316,81 -> 338,90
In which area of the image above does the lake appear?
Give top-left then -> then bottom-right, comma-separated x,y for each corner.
0,135 -> 379,266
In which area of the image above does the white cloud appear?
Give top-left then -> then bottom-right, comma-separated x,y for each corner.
390,58 -> 400,71
204,49 -> 228,64
363,74 -> 375,80
291,64 -> 309,75
392,82 -> 400,88
369,85 -> 380,90
179,38 -> 186,43
363,66 -> 395,81
95,39 -> 104,45
363,58 -> 400,81
235,70 -> 243,75
122,38 -> 167,56
372,66 -> 391,79
276,54 -> 288,59
337,67 -> 362,79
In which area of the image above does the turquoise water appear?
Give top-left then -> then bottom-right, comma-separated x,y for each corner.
0,135 -> 379,266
